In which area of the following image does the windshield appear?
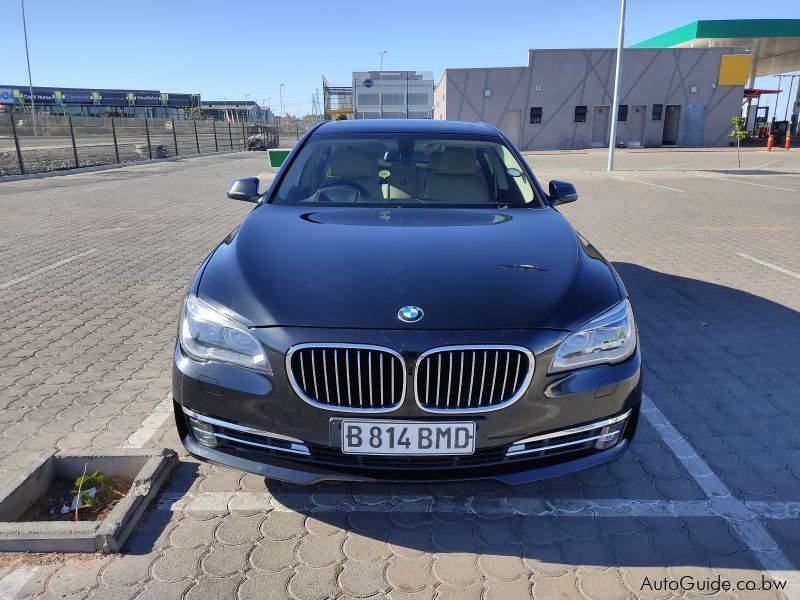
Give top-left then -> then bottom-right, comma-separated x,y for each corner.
271,134 -> 542,207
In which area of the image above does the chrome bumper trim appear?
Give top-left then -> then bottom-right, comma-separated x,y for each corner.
510,409 -> 632,446
182,406 -> 310,456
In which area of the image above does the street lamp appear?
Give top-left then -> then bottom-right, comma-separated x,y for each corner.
20,0 -> 36,136
607,0 -> 626,171
279,84 -> 285,128
378,50 -> 388,119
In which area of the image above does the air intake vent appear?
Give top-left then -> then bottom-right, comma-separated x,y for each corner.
415,346 -> 533,412
287,344 -> 405,412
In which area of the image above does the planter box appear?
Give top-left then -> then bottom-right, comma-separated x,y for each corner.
0,448 -> 177,553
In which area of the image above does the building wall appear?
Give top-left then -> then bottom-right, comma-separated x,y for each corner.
353,71 -> 433,119
435,48 -> 746,149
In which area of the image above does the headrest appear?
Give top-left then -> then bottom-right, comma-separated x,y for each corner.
330,149 -> 373,178
437,147 -> 479,175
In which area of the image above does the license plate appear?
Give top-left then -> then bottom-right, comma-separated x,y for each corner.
340,420 -> 475,455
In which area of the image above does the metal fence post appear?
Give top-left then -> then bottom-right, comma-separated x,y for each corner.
242,122 -> 246,148
193,120 -> 200,154
68,115 -> 80,168
213,121 -> 219,152
111,118 -> 120,163
9,114 -> 25,175
228,122 -> 233,150
171,118 -> 179,156
144,119 -> 153,159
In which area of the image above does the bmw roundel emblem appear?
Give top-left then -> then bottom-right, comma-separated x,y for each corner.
398,306 -> 423,323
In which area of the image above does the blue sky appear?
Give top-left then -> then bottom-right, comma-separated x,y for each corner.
1,0 -> 798,117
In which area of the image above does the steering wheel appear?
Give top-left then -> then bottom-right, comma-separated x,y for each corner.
318,178 -> 371,198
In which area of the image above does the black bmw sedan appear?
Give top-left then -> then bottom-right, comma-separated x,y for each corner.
172,119 -> 641,485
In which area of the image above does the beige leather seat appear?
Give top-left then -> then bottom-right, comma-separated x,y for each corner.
328,149 -> 380,198
423,147 -> 490,203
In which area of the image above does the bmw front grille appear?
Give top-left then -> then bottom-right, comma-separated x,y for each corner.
286,344 -> 406,412
414,346 -> 534,412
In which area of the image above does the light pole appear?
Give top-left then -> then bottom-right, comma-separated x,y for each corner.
378,50 -> 388,119
279,84 -> 285,128
20,0 -> 36,136
607,0 -> 626,171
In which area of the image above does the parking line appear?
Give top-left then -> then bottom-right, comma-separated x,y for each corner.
750,159 -> 780,170
123,395 -> 173,448
614,176 -> 687,193
736,253 -> 800,280
0,248 -> 99,290
696,173 -> 798,192
642,394 -> 800,598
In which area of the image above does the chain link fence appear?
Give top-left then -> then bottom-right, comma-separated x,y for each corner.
0,113 -> 279,176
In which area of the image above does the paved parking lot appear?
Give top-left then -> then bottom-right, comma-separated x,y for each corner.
0,151 -> 798,599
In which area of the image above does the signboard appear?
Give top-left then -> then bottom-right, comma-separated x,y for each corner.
134,91 -> 161,106
92,91 -> 102,106
160,93 -> 169,106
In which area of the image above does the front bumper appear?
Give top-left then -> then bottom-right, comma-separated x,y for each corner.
172,327 -> 642,485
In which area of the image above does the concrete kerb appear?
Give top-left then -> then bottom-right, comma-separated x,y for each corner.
0,448 -> 177,553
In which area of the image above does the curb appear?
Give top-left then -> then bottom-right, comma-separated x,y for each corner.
0,448 -> 178,553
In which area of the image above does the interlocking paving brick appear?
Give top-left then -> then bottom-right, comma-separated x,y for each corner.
287,563 -> 340,600
202,542 -> 251,577
385,555 -> 435,593
1,156 -> 798,599
150,546 -> 206,583
296,531 -> 346,567
431,553 -> 482,587
337,559 -> 391,597
186,574 -> 244,600
249,538 -> 299,573
238,569 -> 292,600
215,513 -> 266,545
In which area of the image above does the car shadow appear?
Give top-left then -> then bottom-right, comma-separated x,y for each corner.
262,263 -> 800,571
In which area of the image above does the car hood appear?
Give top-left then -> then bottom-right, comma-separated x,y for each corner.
198,204 -> 622,330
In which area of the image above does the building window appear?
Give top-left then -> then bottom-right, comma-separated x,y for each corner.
530,107 -> 542,124
357,94 -> 380,106
407,93 -> 429,106
618,105 -> 628,121
574,106 -> 587,123
381,93 -> 406,106
652,104 -> 663,121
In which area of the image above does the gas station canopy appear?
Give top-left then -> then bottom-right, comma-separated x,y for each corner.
632,20 -> 800,79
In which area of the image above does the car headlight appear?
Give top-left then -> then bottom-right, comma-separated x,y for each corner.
549,299 -> 636,373
179,295 -> 271,373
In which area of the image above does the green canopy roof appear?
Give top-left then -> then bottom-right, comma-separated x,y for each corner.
632,20 -> 800,78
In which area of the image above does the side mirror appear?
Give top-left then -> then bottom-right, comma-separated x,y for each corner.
548,180 -> 578,206
227,177 -> 261,202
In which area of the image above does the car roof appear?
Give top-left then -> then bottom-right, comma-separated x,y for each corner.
313,119 -> 500,136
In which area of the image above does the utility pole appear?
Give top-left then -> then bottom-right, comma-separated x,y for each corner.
607,0 -> 626,171
279,83 -> 285,130
379,50 -> 388,119
21,0 -> 36,136
784,74 -> 797,121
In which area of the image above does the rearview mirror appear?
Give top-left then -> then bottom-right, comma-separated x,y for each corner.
548,180 -> 578,206
227,177 -> 261,202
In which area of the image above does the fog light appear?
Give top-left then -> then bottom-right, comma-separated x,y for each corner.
595,422 -> 625,449
189,417 -> 219,447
